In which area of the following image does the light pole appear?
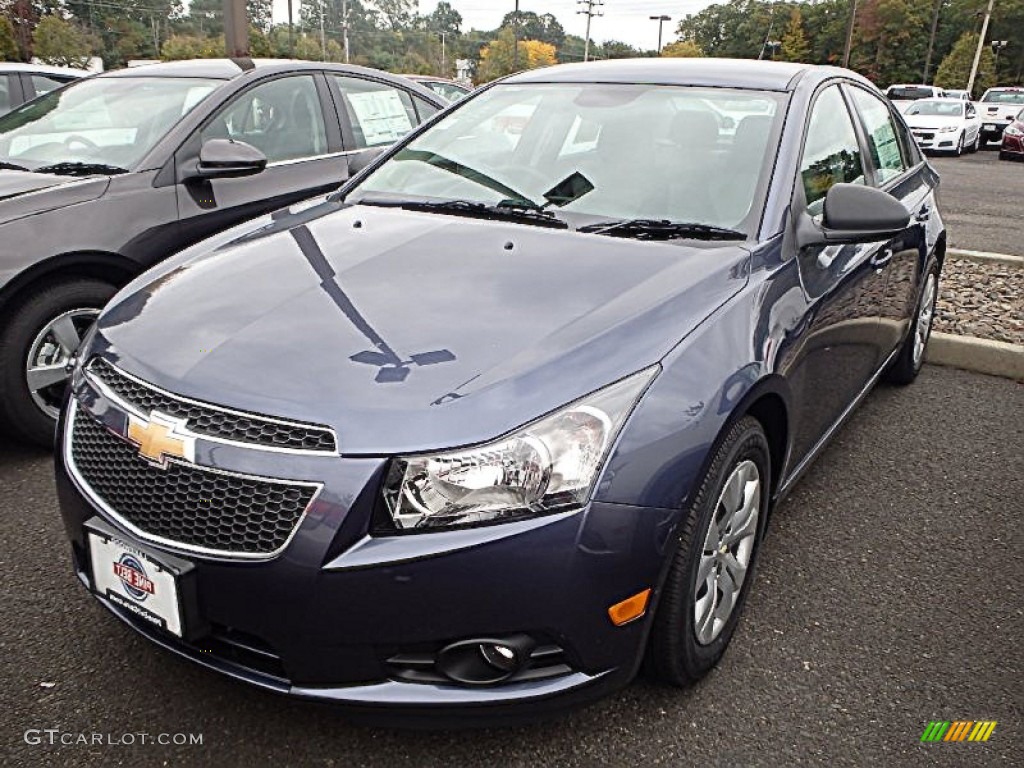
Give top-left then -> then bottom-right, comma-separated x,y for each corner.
512,0 -> 519,72
650,15 -> 671,54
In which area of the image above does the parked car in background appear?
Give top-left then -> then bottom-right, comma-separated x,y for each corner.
56,58 -> 945,723
903,97 -> 981,154
942,89 -> 971,102
402,75 -> 472,102
0,59 -> 445,446
978,86 -> 1024,145
0,63 -> 87,116
1000,107 -> 1024,161
885,84 -> 944,113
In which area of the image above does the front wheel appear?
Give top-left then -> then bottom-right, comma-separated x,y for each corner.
0,279 -> 116,447
954,133 -> 964,156
969,132 -> 981,153
645,416 -> 770,686
885,263 -> 939,385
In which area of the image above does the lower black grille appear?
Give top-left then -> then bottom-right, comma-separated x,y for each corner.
70,406 -> 317,556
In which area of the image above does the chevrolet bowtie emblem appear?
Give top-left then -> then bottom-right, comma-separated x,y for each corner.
126,411 -> 195,468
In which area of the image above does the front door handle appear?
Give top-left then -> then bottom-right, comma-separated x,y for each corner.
915,205 -> 931,222
870,248 -> 894,271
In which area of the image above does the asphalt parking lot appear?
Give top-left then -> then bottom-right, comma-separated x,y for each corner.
2,365 -> 1021,767
930,149 -> 1024,256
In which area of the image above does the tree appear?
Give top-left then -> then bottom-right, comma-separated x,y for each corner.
427,1 -> 462,37
477,28 -> 555,82
32,15 -> 97,68
662,40 -> 703,58
500,10 -> 565,48
935,31 -> 997,97
780,9 -> 810,62
0,17 -> 18,60
161,34 -> 223,60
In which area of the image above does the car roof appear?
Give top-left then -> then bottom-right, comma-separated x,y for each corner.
504,58 -> 865,92
0,62 -> 89,76
99,58 -> 438,85
912,97 -> 965,103
982,86 -> 1024,92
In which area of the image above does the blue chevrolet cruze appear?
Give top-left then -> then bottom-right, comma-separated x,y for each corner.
56,59 -> 944,724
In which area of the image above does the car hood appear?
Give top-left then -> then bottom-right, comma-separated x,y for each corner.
0,170 -> 109,225
94,201 -> 750,454
905,113 -> 965,128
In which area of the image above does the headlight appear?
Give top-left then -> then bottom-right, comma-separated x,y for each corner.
381,366 -> 659,531
939,125 -> 959,133
1005,124 -> 1023,136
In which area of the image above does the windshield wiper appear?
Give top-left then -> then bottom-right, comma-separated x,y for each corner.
576,219 -> 745,241
0,161 -> 30,172
34,161 -> 128,177
357,198 -> 568,229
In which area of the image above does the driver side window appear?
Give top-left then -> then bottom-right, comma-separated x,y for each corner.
799,86 -> 866,215
201,76 -> 327,164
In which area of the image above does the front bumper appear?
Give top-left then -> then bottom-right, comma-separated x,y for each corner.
56,387 -> 677,724
911,130 -> 959,152
1001,133 -> 1024,157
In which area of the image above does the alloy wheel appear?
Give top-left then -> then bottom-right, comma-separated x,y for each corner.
912,273 -> 937,369
25,307 -> 98,419
694,459 -> 761,645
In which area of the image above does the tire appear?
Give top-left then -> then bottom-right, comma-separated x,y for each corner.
954,133 -> 964,156
885,262 -> 939,385
645,416 -> 771,686
999,150 -> 1009,161
970,133 -> 980,153
0,279 -> 116,447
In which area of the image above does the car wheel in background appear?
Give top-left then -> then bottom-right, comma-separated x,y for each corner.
0,279 -> 116,447
970,132 -> 980,153
885,262 -> 939,385
645,416 -> 770,686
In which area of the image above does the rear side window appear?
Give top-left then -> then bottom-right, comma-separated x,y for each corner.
332,76 -> 419,149
0,75 -> 11,115
799,85 -> 866,214
31,74 -> 74,97
848,88 -> 907,184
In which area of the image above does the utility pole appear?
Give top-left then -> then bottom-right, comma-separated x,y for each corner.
342,0 -> 351,63
992,39 -> 1008,77
287,0 -> 295,57
922,0 -> 942,83
758,6 -> 776,60
577,0 -> 604,62
842,0 -> 858,68
320,10 -> 326,60
650,15 -> 671,54
440,32 -> 447,77
224,0 -> 249,58
967,0 -> 995,97
513,0 -> 520,73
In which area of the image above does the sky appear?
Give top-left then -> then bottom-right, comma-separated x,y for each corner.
269,1 -> 716,52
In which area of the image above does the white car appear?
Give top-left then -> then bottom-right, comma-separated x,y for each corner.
0,63 -> 88,117
903,98 -> 982,155
942,89 -> 971,102
977,86 -> 1024,145
885,84 -> 944,113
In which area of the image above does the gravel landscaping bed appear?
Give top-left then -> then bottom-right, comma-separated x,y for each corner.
934,257 -> 1023,346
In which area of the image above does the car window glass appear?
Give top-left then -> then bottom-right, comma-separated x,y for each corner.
0,76 -> 10,115
848,88 -> 907,184
800,85 -> 865,215
332,76 -> 418,149
412,95 -> 440,121
31,74 -> 72,96
202,75 -> 327,164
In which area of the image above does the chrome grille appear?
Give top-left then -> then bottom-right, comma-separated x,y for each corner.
86,358 -> 337,453
70,406 -> 318,557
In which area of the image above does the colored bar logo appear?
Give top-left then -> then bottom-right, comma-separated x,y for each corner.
921,721 -> 997,742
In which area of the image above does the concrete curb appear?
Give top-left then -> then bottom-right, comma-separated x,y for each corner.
947,248 -> 1024,268
926,332 -> 1024,381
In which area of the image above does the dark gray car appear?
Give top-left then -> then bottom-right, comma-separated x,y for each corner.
0,59 -> 445,446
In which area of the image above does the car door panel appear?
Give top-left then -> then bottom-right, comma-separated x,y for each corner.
174,72 -> 349,251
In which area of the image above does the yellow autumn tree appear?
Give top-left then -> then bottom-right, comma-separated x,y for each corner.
661,40 -> 703,58
478,28 -> 556,83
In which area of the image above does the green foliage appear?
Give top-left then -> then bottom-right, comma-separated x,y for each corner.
780,9 -> 810,62
935,32 -> 997,96
32,15 -> 97,68
161,34 -> 224,60
0,16 -> 19,60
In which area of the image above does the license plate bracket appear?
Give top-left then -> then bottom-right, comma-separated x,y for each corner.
85,518 -> 207,641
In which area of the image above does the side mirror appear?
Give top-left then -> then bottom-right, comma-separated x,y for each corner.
796,183 -> 910,249
191,139 -> 267,180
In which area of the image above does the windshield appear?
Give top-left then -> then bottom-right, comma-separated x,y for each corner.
981,90 -> 1024,105
0,76 -> 220,172
887,87 -> 934,101
906,100 -> 963,117
348,83 -> 785,233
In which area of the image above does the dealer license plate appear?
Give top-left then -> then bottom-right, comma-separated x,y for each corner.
88,531 -> 184,637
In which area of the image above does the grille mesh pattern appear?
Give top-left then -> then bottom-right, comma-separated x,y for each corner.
71,408 -> 316,555
87,359 -> 336,452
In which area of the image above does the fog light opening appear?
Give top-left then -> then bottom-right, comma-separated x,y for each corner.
479,642 -> 518,673
436,634 -> 535,685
